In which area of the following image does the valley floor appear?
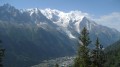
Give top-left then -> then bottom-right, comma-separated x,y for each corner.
31,56 -> 75,67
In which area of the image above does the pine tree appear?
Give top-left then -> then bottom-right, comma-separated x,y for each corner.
74,27 -> 91,67
55,63 -> 59,67
0,40 -> 5,67
91,37 -> 105,67
99,44 -> 105,67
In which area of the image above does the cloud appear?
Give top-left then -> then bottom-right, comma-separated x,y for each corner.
93,12 -> 120,31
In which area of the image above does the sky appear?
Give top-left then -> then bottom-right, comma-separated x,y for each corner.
0,0 -> 120,31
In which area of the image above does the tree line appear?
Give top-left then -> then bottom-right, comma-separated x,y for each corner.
74,27 -> 106,67
55,27 -> 106,67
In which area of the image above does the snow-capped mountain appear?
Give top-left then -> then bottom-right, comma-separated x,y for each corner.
0,3 -> 120,46
25,8 -> 94,38
25,8 -> 120,42
40,8 -> 84,28
0,4 -> 120,67
40,8 -> 85,38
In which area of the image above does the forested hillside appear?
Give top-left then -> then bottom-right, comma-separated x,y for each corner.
105,40 -> 120,67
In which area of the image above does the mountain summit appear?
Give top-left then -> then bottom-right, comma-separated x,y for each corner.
0,4 -> 120,67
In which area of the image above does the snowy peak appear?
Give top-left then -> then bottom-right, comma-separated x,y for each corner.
40,8 -> 85,23
25,8 -> 41,16
40,8 -> 89,38
40,8 -> 87,35
0,4 -> 119,40
80,17 -> 98,31
40,9 -> 100,37
41,9 -> 84,21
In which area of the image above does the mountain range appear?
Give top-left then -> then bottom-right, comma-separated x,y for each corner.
0,4 -> 120,67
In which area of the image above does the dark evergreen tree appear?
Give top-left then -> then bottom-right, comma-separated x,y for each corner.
91,37 -> 105,67
0,40 -> 5,67
74,27 -> 91,67
55,63 -> 59,67
99,44 -> 105,67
